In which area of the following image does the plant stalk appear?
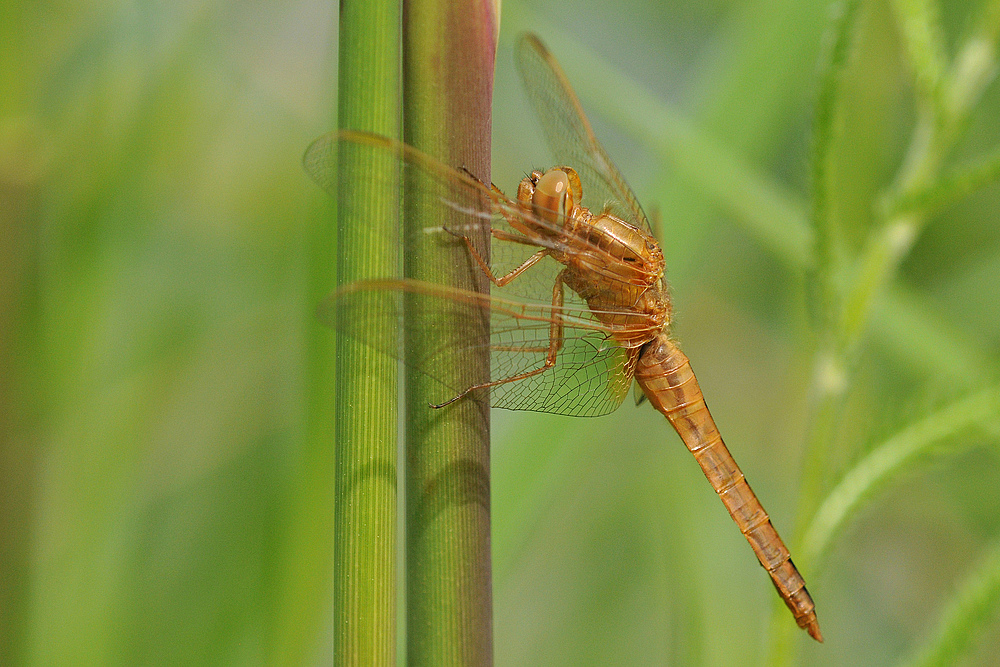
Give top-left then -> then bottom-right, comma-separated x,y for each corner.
402,1 -> 498,663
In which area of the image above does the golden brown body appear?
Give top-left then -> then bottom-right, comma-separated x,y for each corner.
635,335 -> 822,641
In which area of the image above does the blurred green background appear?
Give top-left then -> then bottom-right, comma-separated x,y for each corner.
3,0 -> 1000,665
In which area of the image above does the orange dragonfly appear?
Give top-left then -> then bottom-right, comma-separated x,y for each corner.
305,33 -> 822,642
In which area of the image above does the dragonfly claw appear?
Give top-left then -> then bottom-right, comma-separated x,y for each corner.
428,392 -> 466,410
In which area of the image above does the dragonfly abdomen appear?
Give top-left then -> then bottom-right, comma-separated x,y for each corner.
635,334 -> 823,642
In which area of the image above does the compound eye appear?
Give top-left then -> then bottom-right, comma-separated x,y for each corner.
532,169 -> 572,224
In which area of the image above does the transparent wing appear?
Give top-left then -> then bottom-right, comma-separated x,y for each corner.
305,131 -> 654,416
515,33 -> 653,235
319,279 -> 638,417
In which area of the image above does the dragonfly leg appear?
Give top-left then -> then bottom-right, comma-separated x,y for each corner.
442,221 -> 550,287
456,165 -> 488,187
466,239 -> 546,287
430,272 -> 567,408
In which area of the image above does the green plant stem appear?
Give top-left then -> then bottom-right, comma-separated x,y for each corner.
890,0 -> 948,111
807,0 -> 1000,509
794,46 -> 991,571
809,0 -> 863,334
402,2 -> 498,663
331,2 -> 401,664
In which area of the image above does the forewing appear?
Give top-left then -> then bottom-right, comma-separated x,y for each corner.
515,34 -> 652,235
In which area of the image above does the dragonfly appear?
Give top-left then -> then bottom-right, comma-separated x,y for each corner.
305,33 -> 822,643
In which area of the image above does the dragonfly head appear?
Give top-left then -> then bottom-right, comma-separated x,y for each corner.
519,166 -> 583,231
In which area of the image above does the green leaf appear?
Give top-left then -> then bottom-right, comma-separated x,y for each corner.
803,386 -> 1000,565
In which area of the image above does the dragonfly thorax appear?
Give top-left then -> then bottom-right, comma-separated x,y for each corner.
566,210 -> 665,288
591,214 -> 662,268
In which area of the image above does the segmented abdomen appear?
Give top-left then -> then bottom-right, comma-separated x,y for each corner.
634,333 -> 822,642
